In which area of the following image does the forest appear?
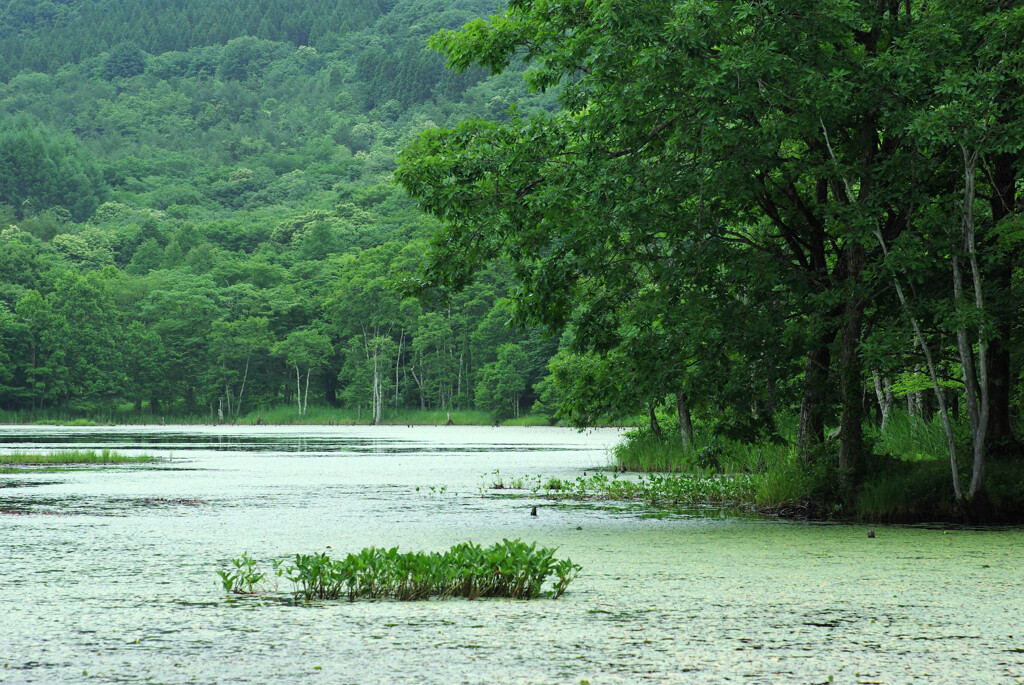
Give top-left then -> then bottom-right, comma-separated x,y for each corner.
0,0 -> 563,425
0,0 -> 1022,519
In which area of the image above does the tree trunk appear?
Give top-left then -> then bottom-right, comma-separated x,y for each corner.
648,404 -> 662,438
295,364 -> 302,416
676,391 -> 693,450
395,332 -> 403,409
797,337 -> 832,461
371,350 -> 382,425
838,244 -> 866,490
871,371 -> 894,431
984,151 -> 1020,458
873,228 -> 964,504
955,144 -> 989,503
303,368 -> 311,417
237,357 -> 249,417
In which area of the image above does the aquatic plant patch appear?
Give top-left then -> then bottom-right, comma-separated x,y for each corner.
219,540 -> 581,601
484,470 -> 758,508
0,449 -> 161,466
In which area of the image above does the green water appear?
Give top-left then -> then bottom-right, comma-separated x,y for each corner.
0,425 -> 1021,684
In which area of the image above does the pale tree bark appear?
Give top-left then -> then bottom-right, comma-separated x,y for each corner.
371,347 -> 382,425
871,371 -> 894,431
237,357 -> 249,417
954,144 -> 989,501
303,368 -> 311,416
870,145 -> 992,508
395,332 -> 403,409
873,227 -> 963,503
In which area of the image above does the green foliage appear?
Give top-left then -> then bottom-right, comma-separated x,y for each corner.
871,411 -> 970,463
218,551 -> 266,594
474,342 -> 528,420
220,541 -> 581,601
103,42 -> 147,80
0,119 -> 106,221
397,0 -> 1024,514
0,0 -> 566,421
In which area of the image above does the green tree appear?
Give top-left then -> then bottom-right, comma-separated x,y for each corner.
475,343 -> 528,420
103,41 -> 147,79
208,316 -> 274,419
0,120 -> 106,221
274,327 -> 333,416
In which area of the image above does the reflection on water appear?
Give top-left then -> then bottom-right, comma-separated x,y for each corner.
0,425 -> 1021,684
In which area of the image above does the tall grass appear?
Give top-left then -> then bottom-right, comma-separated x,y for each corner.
613,424 -> 791,475
869,410 -> 968,462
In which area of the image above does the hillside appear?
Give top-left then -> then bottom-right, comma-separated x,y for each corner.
0,0 -> 561,421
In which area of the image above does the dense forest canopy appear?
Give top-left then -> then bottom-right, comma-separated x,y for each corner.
0,0 -> 560,423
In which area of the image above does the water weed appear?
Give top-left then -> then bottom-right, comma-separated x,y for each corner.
217,551 -> 266,594
517,470 -> 758,509
219,540 -> 581,602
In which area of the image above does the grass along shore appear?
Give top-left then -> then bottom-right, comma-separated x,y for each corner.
0,405 -> 574,427
604,410 -> 1024,523
0,449 -> 160,466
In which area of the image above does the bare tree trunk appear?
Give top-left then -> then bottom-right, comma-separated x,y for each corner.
955,144 -> 989,502
410,364 -> 426,409
303,368 -> 311,417
295,364 -> 302,416
237,357 -> 249,417
371,349 -> 382,425
871,371 -> 894,431
395,332 -> 403,409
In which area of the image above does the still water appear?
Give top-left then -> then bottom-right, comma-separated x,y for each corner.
0,425 -> 1021,684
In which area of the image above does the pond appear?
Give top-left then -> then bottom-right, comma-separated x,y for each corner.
0,425 -> 1021,684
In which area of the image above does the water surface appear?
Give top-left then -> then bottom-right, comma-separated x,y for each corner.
0,425 -> 1021,684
